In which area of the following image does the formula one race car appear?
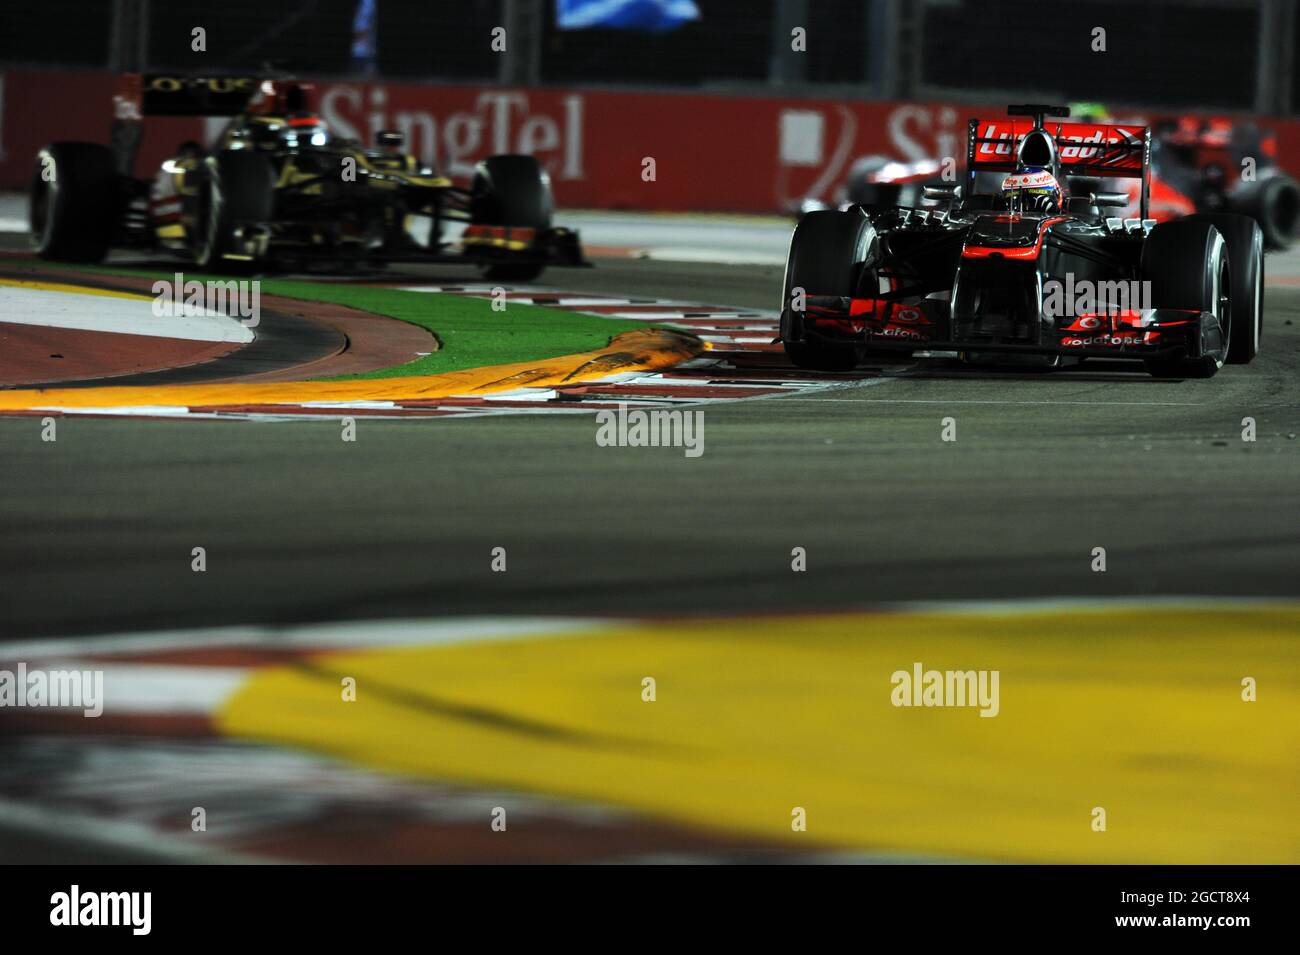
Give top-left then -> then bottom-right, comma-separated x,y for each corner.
779,105 -> 1264,379
814,107 -> 1300,248
29,75 -> 586,278
1149,116 -> 1300,250
797,156 -> 946,215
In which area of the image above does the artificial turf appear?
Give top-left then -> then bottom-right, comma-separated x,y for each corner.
254,278 -> 648,379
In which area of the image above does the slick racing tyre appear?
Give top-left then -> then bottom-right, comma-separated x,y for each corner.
194,149 -> 276,270
1141,220 -> 1230,379
29,142 -> 119,263
781,209 -> 877,372
1234,174 -> 1300,250
784,338 -> 863,372
471,155 -> 553,282
1184,213 -> 1264,364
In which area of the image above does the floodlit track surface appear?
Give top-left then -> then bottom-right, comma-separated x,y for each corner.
2,246 -> 1296,635
0,231 -> 1297,863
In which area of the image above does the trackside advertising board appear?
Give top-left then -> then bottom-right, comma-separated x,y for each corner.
3,69 -> 1299,213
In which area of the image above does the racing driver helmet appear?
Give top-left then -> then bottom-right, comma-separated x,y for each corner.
1000,166 -> 1062,213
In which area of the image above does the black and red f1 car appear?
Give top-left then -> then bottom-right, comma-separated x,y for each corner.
779,105 -> 1264,379
1148,116 -> 1299,250
808,111 -> 1299,251
29,75 -> 586,278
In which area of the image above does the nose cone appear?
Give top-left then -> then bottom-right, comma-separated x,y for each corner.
969,214 -> 1045,247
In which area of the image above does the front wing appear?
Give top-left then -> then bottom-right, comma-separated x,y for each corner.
782,295 -> 1212,361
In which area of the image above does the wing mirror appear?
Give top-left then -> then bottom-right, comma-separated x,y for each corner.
375,130 -> 405,151
1092,192 -> 1129,208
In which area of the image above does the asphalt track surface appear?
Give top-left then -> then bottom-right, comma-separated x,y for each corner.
1,250 -> 1297,639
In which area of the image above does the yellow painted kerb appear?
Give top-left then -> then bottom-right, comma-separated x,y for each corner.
0,328 -> 704,411
217,605 -> 1300,863
0,277 -> 153,302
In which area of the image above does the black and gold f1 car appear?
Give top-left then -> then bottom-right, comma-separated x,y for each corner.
29,74 -> 587,278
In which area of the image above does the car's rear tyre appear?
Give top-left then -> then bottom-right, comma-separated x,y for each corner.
480,262 -> 546,283
471,155 -> 553,228
193,150 -> 276,270
1141,220 -> 1230,379
471,155 -> 553,283
1235,174 -> 1300,250
784,339 -> 863,372
29,142 -> 119,263
780,209 -> 878,371
1184,212 -> 1263,364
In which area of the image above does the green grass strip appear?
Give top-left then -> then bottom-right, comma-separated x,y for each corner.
253,279 -> 649,380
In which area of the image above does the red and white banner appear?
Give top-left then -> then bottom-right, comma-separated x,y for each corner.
4,69 -> 1300,213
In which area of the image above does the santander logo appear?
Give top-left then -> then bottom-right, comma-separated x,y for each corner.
319,86 -> 585,181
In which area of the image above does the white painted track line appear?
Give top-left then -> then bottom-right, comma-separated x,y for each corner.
0,283 -> 255,343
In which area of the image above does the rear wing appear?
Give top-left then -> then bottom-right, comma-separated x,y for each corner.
113,74 -> 261,120
109,74 -> 262,177
966,118 -> 1151,218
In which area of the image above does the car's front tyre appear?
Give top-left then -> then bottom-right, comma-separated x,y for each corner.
779,209 -> 879,372
1141,220 -> 1230,379
193,150 -> 276,270
1184,213 -> 1264,364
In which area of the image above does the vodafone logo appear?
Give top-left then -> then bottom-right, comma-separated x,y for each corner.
1063,333 -> 1145,347
870,327 -> 925,340
893,305 -> 926,324
1002,170 -> 1056,190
